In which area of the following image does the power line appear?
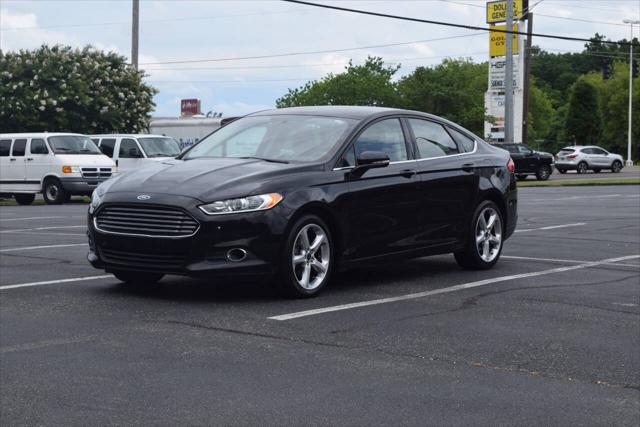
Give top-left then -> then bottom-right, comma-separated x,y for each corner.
139,32 -> 483,65
281,0 -> 634,46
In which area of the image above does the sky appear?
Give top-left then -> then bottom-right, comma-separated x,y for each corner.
1,0 -> 639,117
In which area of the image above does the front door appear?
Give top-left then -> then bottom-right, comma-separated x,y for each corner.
117,138 -> 146,172
25,138 -> 52,191
342,118 -> 421,260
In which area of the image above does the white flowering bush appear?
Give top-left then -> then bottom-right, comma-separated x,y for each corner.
0,45 -> 157,133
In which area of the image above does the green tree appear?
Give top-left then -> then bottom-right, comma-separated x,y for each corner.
0,45 -> 157,133
563,78 -> 602,145
276,57 -> 400,108
397,59 -> 487,136
527,79 -> 554,145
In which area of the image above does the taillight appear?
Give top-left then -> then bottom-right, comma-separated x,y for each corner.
567,153 -> 578,159
507,158 -> 515,173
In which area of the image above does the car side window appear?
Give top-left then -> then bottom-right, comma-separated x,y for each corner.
119,138 -> 143,158
518,145 -> 532,154
581,148 -> 593,155
591,148 -> 606,155
29,138 -> 49,155
354,119 -> 408,163
11,139 -> 26,156
99,138 -> 116,157
448,127 -> 475,153
408,118 -> 459,159
0,140 -> 11,157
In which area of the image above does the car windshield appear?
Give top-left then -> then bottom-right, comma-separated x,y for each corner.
48,135 -> 103,154
138,137 -> 181,157
183,115 -> 357,162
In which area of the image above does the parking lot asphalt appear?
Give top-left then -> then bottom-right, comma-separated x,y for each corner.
1,186 -> 639,425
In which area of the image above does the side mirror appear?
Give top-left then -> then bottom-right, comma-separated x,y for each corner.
354,151 -> 390,172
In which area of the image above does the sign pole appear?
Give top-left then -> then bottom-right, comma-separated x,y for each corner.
132,0 -> 139,71
504,0 -> 514,143
522,12 -> 533,146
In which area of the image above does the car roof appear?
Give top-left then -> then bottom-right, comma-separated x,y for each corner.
90,134 -> 169,138
0,132 -> 85,138
250,105 -> 443,121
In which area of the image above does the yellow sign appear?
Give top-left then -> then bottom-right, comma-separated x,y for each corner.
486,0 -> 526,24
489,24 -> 519,57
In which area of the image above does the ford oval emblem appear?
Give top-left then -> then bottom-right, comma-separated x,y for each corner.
137,194 -> 151,200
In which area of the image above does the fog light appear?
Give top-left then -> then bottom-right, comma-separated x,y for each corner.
226,248 -> 247,263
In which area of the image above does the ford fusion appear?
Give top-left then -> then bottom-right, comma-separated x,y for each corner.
87,106 -> 517,297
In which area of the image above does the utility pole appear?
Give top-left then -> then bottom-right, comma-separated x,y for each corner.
132,0 -> 139,70
504,0 -> 514,143
623,19 -> 638,166
522,12 -> 533,146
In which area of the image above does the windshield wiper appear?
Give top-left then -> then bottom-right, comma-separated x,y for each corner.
238,156 -> 289,164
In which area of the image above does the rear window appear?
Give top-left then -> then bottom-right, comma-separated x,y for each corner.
558,148 -> 575,156
0,140 -> 11,157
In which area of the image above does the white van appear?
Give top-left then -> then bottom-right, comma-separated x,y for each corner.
0,133 -> 116,205
90,134 -> 181,173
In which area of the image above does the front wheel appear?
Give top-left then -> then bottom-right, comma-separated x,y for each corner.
454,200 -> 504,270
113,270 -> 164,284
277,215 -> 334,298
536,165 -> 552,181
14,194 -> 35,205
611,161 -> 623,173
43,178 -> 67,205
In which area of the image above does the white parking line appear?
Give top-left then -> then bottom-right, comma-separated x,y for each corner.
0,243 -> 88,253
0,275 -> 112,290
514,222 -> 585,233
0,225 -> 86,233
0,216 -> 76,222
268,254 -> 640,321
502,255 -> 640,268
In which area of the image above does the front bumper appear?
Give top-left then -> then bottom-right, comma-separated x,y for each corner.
86,193 -> 289,278
60,177 -> 111,195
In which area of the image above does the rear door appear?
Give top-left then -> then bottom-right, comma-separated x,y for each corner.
407,118 -> 478,248
342,117 -> 422,259
25,138 -> 52,190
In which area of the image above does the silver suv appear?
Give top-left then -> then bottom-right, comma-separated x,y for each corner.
555,146 -> 624,174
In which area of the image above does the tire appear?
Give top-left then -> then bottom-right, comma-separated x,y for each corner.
576,162 -> 588,174
516,174 -> 527,181
536,165 -> 552,181
42,178 -> 67,205
113,270 -> 164,284
454,200 -> 504,270
611,161 -> 623,173
14,194 -> 35,205
558,168 -> 567,174
593,168 -> 601,173
276,214 -> 334,298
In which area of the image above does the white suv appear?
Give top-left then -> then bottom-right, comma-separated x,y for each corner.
90,134 -> 181,173
0,133 -> 116,205
555,146 -> 624,174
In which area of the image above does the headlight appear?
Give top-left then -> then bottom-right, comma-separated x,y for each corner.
198,193 -> 283,215
62,165 -> 81,174
89,189 -> 102,214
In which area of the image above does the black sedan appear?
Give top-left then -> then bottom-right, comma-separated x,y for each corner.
87,106 -> 517,297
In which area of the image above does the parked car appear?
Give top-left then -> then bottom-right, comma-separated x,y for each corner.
494,143 -> 554,181
0,133 -> 116,205
87,106 -> 518,297
555,146 -> 624,174
90,134 -> 181,173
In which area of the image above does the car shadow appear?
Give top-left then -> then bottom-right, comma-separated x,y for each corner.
98,255 -> 459,304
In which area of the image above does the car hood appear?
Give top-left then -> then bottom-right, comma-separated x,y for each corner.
101,157 -> 317,202
55,154 -> 115,166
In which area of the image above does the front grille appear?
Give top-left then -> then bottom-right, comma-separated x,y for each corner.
82,167 -> 112,179
95,205 -> 199,237
99,247 -> 187,270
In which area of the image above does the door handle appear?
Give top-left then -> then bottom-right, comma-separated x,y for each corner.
26,158 -> 34,161
462,163 -> 475,172
9,158 -> 16,162
400,169 -> 417,178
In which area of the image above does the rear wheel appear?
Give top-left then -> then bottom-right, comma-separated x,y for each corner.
577,162 -> 588,174
611,161 -> 623,173
43,178 -> 67,204
113,270 -> 164,284
454,200 -> 504,270
536,165 -> 552,181
14,194 -> 35,205
276,215 -> 334,298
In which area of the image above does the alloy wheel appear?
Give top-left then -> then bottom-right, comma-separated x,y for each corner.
475,207 -> 502,263
292,223 -> 330,290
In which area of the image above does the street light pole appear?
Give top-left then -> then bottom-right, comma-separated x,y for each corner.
132,0 -> 139,70
504,0 -> 514,143
623,19 -> 639,166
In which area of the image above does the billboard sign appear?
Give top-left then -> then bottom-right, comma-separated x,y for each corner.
489,57 -> 519,89
180,99 -> 201,116
486,0 -> 527,23
489,24 -> 519,57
